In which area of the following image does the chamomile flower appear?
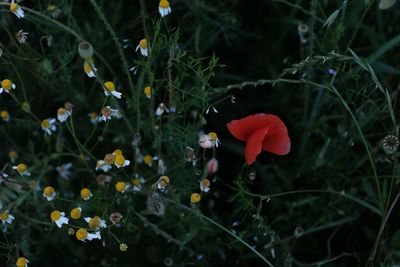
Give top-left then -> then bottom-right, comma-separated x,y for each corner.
8,150 -> 18,163
83,60 -> 97,78
99,106 -> 121,122
15,30 -> 28,44
16,257 -> 29,267
132,175 -> 145,191
0,210 -> 15,224
56,162 -> 73,180
95,160 -> 112,172
156,176 -> 170,191
159,0 -> 172,17
143,155 -> 156,167
190,193 -> 201,203
115,181 -> 129,193
80,188 -> 93,201
136,38 -> 149,57
115,154 -> 130,168
10,0 -> 24,18
84,216 -> 106,231
88,112 -> 98,124
155,103 -> 169,116
13,163 -> 31,176
208,132 -> 221,147
75,228 -> 101,242
50,210 -> 69,228
41,118 -> 57,135
0,79 -> 16,94
1,110 -> 10,122
57,107 -> 71,123
70,207 -> 82,220
47,4 -> 62,19
103,81 -> 122,99
43,186 -> 56,201
200,179 -> 211,192
144,86 -> 152,99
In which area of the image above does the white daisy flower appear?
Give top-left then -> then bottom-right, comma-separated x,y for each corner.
12,163 -> 31,176
56,163 -> 73,180
136,38 -> 149,57
10,0 -> 24,19
15,30 -> 28,44
57,107 -> 71,123
0,79 -> 16,94
84,216 -> 106,231
159,0 -> 172,17
41,118 -> 57,135
103,81 -> 122,99
43,186 -> 56,201
200,179 -> 211,192
114,154 -> 130,168
132,175 -> 145,191
50,210 -> 69,228
0,210 -> 15,224
76,228 -> 101,242
99,106 -> 121,122
155,103 -> 169,116
95,160 -> 112,172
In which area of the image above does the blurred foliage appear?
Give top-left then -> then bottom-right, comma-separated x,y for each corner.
1,0 -> 400,266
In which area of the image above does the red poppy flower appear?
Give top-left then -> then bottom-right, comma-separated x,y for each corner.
227,114 -> 291,165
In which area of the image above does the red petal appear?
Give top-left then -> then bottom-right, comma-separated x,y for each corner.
227,113 -> 272,141
245,127 -> 269,165
262,117 -> 291,155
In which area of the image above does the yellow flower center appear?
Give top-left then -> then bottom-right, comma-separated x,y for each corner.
113,149 -> 123,156
41,119 -> 50,129
21,102 -> 30,112
57,107 -> 66,115
208,132 -> 218,141
1,79 -> 12,90
83,63 -> 92,73
115,155 -> 126,166
16,257 -> 27,267
47,4 -> 57,12
50,210 -> 61,221
43,186 -> 55,197
120,243 -> 128,251
10,3 -> 18,12
88,216 -> 101,229
101,107 -> 112,117
159,0 -> 170,8
191,193 -> 201,203
115,181 -> 126,192
201,179 -> 210,188
139,38 -> 148,49
80,188 -> 91,199
17,163 -> 27,173
143,155 -> 153,165
132,178 -> 141,186
104,81 -> 115,92
1,110 -> 9,119
76,228 -> 88,240
8,150 -> 17,159
70,208 -> 82,220
144,86 -> 152,96
104,153 -> 116,165
0,212 -> 9,221
159,176 -> 170,187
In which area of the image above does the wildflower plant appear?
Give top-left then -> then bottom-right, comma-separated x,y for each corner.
1,0 -> 400,266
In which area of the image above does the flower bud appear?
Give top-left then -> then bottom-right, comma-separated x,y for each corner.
78,41 -> 94,59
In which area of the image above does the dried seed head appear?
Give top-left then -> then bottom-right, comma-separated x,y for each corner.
185,147 -> 196,164
382,135 -> 399,154
78,41 -> 94,59
109,212 -> 123,224
146,192 -> 165,216
96,174 -> 112,185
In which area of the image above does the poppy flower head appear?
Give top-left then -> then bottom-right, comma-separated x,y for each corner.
227,113 -> 290,165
